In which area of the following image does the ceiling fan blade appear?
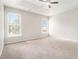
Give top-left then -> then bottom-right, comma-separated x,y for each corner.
50,2 -> 59,4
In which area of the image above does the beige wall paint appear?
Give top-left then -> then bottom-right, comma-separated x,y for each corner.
49,8 -> 78,40
4,7 -> 48,44
0,0 -> 4,56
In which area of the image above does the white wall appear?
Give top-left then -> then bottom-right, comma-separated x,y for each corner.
0,0 -> 4,56
49,8 -> 78,40
4,7 -> 48,44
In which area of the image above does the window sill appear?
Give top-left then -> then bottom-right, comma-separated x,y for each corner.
8,34 -> 22,37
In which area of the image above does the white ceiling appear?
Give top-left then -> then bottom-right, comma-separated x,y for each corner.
4,0 -> 78,16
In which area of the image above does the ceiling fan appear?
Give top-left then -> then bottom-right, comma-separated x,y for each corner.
39,0 -> 59,8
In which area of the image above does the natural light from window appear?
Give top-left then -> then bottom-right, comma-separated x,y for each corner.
41,19 -> 49,33
7,12 -> 21,37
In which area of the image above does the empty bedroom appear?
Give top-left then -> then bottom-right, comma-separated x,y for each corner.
0,0 -> 78,59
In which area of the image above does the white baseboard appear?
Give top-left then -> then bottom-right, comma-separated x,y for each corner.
5,34 -> 49,44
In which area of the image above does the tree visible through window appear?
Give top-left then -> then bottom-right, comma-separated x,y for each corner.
7,12 -> 21,37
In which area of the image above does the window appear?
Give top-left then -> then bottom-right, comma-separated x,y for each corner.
41,19 -> 49,33
7,12 -> 21,37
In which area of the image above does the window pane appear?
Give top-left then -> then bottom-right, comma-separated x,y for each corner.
9,24 -> 20,34
41,20 -> 48,27
7,12 -> 21,37
8,13 -> 20,24
41,19 -> 48,33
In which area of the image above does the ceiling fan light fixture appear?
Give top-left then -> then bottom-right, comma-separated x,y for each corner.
46,3 -> 50,5
43,0 -> 47,1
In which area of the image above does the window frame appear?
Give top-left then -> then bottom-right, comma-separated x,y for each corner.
7,12 -> 22,37
41,19 -> 49,33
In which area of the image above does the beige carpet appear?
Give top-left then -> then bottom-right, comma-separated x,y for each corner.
0,37 -> 78,59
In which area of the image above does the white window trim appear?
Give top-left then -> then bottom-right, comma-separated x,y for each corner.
41,19 -> 49,34
7,12 -> 22,37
